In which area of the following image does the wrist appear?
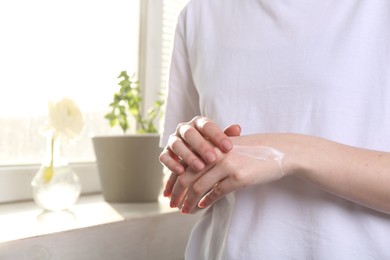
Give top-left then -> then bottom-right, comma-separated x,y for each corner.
229,133 -> 318,178
272,134 -> 317,177
283,134 -> 325,179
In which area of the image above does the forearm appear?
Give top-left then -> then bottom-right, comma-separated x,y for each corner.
160,117 -> 390,214
235,134 -> 390,214
295,136 -> 390,214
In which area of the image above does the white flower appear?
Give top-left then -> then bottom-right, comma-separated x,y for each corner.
46,97 -> 85,143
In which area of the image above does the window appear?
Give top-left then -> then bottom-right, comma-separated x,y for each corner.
0,0 -> 140,166
0,0 -> 189,203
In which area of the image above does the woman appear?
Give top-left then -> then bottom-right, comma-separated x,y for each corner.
159,0 -> 390,259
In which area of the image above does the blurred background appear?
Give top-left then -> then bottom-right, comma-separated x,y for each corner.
0,0 -> 189,202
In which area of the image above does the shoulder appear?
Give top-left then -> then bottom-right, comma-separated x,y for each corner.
178,0 -> 234,33
180,0 -> 230,20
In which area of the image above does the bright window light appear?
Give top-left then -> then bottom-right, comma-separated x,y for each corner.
0,0 -> 140,165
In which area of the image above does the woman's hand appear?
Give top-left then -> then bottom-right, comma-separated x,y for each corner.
162,130 -> 390,215
160,116 -> 241,199
159,116 -> 241,173
166,132 -> 390,215
169,142 -> 287,214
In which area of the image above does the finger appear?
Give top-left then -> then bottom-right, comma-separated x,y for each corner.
169,179 -> 187,208
180,166 -> 227,214
168,134 -> 206,171
193,117 -> 233,152
198,177 -> 237,209
163,172 -> 178,197
178,124 -> 218,165
170,164 -> 209,208
159,148 -> 185,174
224,124 -> 241,137
169,168 -> 196,208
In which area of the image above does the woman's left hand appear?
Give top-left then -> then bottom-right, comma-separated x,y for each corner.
169,143 -> 287,214
166,133 -> 390,215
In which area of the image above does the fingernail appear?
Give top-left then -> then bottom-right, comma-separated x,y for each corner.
205,151 -> 216,163
193,159 -> 205,171
222,140 -> 232,151
170,201 -> 177,208
181,208 -> 188,214
198,200 -> 206,208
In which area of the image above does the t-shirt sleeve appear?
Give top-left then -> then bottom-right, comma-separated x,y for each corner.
160,11 -> 200,148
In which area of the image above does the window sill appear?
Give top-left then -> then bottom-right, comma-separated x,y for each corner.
0,162 -> 101,203
0,194 -> 202,259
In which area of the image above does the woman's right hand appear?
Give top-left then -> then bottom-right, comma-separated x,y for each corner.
159,116 -> 241,174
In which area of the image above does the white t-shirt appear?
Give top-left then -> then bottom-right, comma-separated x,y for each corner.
161,0 -> 390,259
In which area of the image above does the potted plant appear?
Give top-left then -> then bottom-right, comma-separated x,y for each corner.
92,71 -> 164,203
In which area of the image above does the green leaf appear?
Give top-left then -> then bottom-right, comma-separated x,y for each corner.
105,70 -> 164,133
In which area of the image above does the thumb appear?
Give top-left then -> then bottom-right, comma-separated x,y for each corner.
224,124 -> 241,137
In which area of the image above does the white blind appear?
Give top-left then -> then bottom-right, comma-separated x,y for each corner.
160,0 -> 189,91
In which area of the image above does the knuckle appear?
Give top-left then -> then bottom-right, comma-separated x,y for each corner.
168,134 -> 178,145
159,150 -> 168,163
176,122 -> 186,130
198,141 -> 212,154
181,153 -> 196,165
166,177 -> 175,188
191,182 -> 204,196
213,131 -> 227,143
177,176 -> 188,188
158,153 -> 176,171
212,185 -> 224,197
170,194 -> 179,204
181,126 -> 196,140
175,122 -> 189,135
192,115 -> 204,123
200,119 -> 213,130
170,139 -> 182,151
223,158 -> 234,169
231,170 -> 246,183
158,153 -> 165,163
167,134 -> 180,147
205,190 -> 217,203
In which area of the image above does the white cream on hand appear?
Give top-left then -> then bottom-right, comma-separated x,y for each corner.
232,145 -> 285,176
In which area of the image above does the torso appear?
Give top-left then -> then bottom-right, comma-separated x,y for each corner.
165,0 -> 390,259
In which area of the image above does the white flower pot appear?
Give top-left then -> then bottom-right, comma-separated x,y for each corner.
92,134 -> 163,203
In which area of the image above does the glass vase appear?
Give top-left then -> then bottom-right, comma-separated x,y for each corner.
31,134 -> 81,211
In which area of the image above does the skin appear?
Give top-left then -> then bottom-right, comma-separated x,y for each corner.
162,116 -> 241,174
159,116 -> 390,215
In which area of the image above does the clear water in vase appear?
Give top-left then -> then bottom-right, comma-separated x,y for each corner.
31,134 -> 81,211
32,165 -> 81,211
